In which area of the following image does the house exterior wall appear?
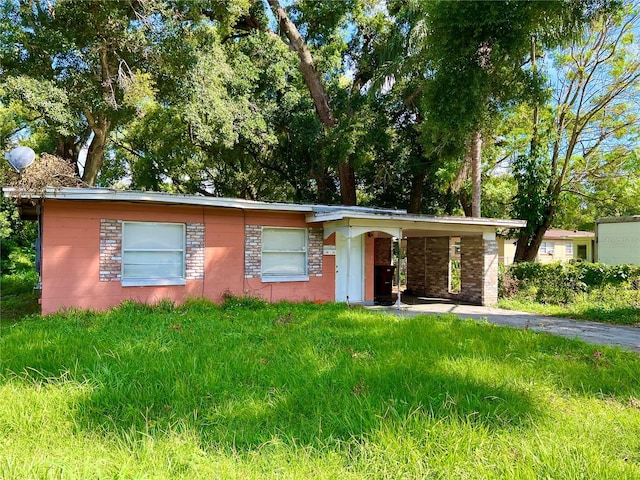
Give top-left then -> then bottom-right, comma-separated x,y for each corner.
498,236 -> 594,264
597,220 -> 640,265
40,200 -> 337,314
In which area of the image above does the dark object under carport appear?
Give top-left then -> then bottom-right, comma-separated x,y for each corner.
374,265 -> 396,305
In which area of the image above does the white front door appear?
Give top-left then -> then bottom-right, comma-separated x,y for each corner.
335,233 -> 364,303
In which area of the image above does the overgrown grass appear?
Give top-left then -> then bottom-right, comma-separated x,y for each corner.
500,287 -> 640,325
0,249 -> 40,322
1,296 -> 639,479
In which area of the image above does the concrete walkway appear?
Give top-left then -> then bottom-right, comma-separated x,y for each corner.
367,301 -> 640,355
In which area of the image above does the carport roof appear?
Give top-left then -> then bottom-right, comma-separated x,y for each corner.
306,209 -> 525,228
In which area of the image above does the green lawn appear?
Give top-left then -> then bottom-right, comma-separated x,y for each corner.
498,286 -> 640,326
1,294 -> 639,479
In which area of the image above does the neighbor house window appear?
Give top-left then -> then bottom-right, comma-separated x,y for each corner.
577,244 -> 587,260
261,227 -> 308,281
566,242 -> 574,256
122,222 -> 186,286
540,241 -> 555,255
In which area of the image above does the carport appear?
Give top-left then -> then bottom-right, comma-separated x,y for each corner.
306,209 -> 525,307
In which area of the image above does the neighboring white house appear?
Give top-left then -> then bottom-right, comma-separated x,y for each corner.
596,216 -> 640,265
499,229 -> 595,265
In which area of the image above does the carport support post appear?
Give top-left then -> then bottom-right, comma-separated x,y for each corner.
396,228 -> 403,309
346,227 -> 351,305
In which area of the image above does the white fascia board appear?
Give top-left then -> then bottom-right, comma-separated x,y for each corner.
306,210 -> 525,229
3,187 -> 315,213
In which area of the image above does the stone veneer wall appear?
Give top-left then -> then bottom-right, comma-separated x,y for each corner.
374,237 -> 392,265
99,219 -> 205,282
244,225 -> 323,279
459,235 -> 498,305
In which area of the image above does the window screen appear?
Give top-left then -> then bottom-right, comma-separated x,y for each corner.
261,228 -> 308,279
122,222 -> 186,286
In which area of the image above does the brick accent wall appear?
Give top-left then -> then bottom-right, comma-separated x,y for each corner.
459,235 -> 498,305
99,220 -> 205,282
244,225 -> 262,278
185,223 -> 205,280
424,237 -> 450,298
406,238 -> 425,295
406,237 -> 451,297
99,219 -> 123,282
374,237 -> 392,265
482,238 -> 499,305
308,227 -> 324,277
245,225 -> 323,279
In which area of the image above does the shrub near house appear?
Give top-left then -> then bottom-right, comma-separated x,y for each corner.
499,262 -> 640,325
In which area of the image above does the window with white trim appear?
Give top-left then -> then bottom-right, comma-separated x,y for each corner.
261,227 -> 308,281
565,242 -> 574,256
539,241 -> 555,255
122,222 -> 186,286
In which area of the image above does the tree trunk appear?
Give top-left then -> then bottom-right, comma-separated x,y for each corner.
470,129 -> 482,217
514,206 -> 555,262
451,154 -> 472,215
82,116 -> 110,186
56,136 -> 83,177
339,161 -> 357,205
267,0 -> 356,205
408,168 -> 427,214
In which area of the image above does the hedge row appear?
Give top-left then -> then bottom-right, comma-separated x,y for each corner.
499,262 -> 640,304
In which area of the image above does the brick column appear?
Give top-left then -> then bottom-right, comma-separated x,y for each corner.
460,235 -> 498,305
424,237 -> 450,298
406,237 -> 450,297
406,238 -> 426,295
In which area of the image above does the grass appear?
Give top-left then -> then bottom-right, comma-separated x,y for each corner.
0,269 -> 40,323
499,286 -> 640,326
1,289 -> 640,479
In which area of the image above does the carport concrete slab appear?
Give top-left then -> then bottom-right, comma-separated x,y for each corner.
367,302 -> 640,355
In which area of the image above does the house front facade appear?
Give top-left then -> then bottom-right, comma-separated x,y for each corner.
499,229 -> 595,265
7,188 -> 524,315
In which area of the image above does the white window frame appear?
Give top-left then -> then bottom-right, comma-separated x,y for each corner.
565,242 -> 574,256
540,241 -> 555,255
261,227 -> 309,282
122,221 -> 186,287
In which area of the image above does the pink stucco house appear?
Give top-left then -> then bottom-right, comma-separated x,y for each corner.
5,187 -> 524,314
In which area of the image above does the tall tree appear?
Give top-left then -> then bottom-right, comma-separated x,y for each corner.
0,0 -> 246,185
382,0 -> 617,214
513,4 -> 640,261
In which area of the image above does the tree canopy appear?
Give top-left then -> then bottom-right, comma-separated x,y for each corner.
2,0 -> 637,245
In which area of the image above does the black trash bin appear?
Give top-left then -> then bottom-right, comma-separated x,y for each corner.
374,265 -> 396,304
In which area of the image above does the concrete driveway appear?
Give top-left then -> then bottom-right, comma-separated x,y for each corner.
367,301 -> 640,355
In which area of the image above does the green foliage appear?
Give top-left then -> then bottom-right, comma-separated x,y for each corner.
0,198 -> 37,273
1,300 -> 640,477
500,261 -> 640,324
0,269 -> 39,322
